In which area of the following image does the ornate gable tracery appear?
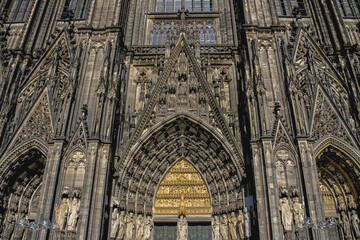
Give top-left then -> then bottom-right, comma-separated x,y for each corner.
310,87 -> 357,147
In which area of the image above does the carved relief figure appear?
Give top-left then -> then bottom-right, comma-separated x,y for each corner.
67,192 -> 80,231
143,215 -> 153,240
351,210 -> 360,238
177,215 -> 188,240
118,211 -> 126,239
292,196 -> 304,227
55,194 -> 69,230
238,210 -> 245,239
110,208 -> 119,238
220,214 -> 229,240
2,214 -> 15,239
280,197 -> 293,232
126,212 -> 135,240
229,212 -> 238,239
135,214 -> 144,240
212,215 -> 220,240
340,211 -> 352,239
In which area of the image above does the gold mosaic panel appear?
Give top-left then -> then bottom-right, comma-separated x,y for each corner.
154,159 -> 211,215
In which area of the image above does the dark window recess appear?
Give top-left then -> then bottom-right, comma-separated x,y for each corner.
336,0 -> 360,17
61,0 -> 88,19
275,0 -> 307,16
156,0 -> 212,12
5,0 -> 35,23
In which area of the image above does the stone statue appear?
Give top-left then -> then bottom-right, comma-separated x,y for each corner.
143,215 -> 153,240
244,207 -> 251,238
351,210 -> 360,238
67,194 -> 80,231
229,212 -> 238,239
110,208 -> 119,238
125,212 -> 135,240
220,214 -> 229,240
117,211 -> 126,240
280,197 -> 293,231
177,215 -> 188,240
2,214 -> 15,239
212,215 -> 220,240
135,214 -> 144,240
55,196 -> 69,230
292,197 -> 304,227
341,211 -> 352,239
238,210 -> 245,239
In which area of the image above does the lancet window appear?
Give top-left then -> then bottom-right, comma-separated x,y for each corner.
156,0 -> 212,12
274,0 -> 307,16
335,0 -> 360,17
3,0 -> 35,22
62,0 -> 88,19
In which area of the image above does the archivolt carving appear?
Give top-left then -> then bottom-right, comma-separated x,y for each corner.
117,116 -> 243,215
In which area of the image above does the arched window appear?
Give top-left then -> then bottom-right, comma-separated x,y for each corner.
4,0 -> 35,22
156,0 -> 212,12
274,0 -> 307,16
62,0 -> 88,19
336,0 -> 360,17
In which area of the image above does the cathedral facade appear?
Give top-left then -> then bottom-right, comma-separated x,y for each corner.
0,0 -> 359,239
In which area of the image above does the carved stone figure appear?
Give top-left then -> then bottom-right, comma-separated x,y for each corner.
341,211 -> 352,239
143,215 -> 153,240
110,208 -> 119,238
56,196 -> 69,230
125,212 -> 135,240
238,210 -> 245,239
177,215 -> 188,240
280,197 -> 293,231
244,207 -> 251,238
220,214 -> 229,240
118,211 -> 126,239
2,214 -> 15,239
292,197 -> 304,227
212,215 -> 220,240
67,194 -> 80,231
135,214 -> 144,240
351,210 -> 360,238
229,212 -> 238,239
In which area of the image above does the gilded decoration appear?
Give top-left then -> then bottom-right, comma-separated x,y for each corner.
154,159 -> 211,215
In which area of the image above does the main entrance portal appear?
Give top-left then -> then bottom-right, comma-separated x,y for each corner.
153,159 -> 212,239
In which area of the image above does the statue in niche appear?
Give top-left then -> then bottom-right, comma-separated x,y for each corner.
125,212 -> 135,240
280,197 -> 293,232
179,52 -> 187,76
238,210 -> 245,239
67,191 -> 80,231
110,208 -> 119,237
340,211 -> 352,239
177,215 -> 188,240
143,215 -> 153,240
2,214 -> 15,239
212,215 -> 220,240
292,196 -> 304,227
189,93 -> 197,109
351,210 -> 360,238
244,207 -> 251,238
118,211 -> 126,239
347,195 -> 357,209
55,190 -> 70,231
229,212 -> 238,239
220,214 -> 229,240
135,214 -> 144,240
169,93 -> 176,109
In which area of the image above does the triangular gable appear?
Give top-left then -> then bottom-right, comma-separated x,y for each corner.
65,122 -> 88,154
292,28 -> 345,84
310,86 -> 358,147
20,31 -> 73,89
120,32 -> 244,168
273,119 -> 295,149
9,88 -> 55,149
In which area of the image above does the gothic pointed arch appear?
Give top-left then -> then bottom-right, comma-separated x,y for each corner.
119,32 -> 244,174
116,114 -> 244,216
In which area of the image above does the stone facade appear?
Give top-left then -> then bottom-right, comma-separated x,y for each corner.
0,0 -> 359,239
